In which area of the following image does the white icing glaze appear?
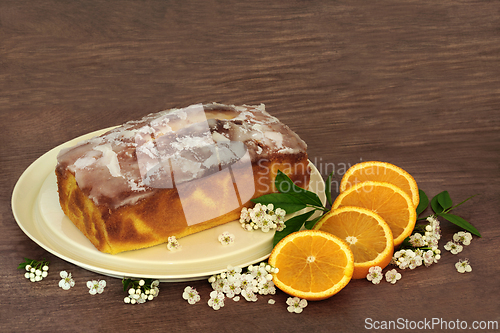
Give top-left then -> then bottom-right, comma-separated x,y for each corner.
93,144 -> 123,178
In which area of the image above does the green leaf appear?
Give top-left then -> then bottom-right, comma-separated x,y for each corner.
416,189 -> 429,216
122,278 -> 132,292
18,258 -> 34,270
437,191 -> 453,211
273,210 -> 316,247
304,214 -> 324,230
275,170 -> 323,207
431,194 -> 444,214
441,213 -> 482,237
251,193 -> 306,214
325,171 -> 334,207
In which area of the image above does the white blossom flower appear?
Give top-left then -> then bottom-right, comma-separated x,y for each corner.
275,208 -> 286,219
233,296 -> 240,302
258,279 -> 276,295
408,254 -> 423,269
211,276 -> 227,292
409,233 -> 427,247
249,203 -> 266,223
239,207 -> 251,223
182,286 -> 201,304
453,231 -> 472,246
392,249 -> 416,269
366,266 -> 383,284
423,249 -> 441,266
58,271 -> 75,290
150,280 -> 160,298
385,269 -> 402,284
225,265 -> 242,282
218,232 -> 235,246
167,236 -> 181,251
241,289 -> 258,302
240,273 -> 258,293
208,291 -> 225,310
87,280 -> 106,295
258,215 -> 277,233
444,241 -> 463,254
455,259 -> 472,273
250,265 -> 268,281
286,297 -> 308,313
425,216 -> 441,246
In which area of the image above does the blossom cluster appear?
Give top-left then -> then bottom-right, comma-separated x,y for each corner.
444,231 -> 472,255
123,279 -> 160,304
366,267 -> 402,285
185,262 -> 278,310
444,231 -> 473,273
23,262 -> 49,282
411,215 -> 441,248
240,203 -> 286,232
392,216 -> 442,270
208,263 -> 278,306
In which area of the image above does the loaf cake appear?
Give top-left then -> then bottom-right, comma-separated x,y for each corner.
56,103 -> 310,254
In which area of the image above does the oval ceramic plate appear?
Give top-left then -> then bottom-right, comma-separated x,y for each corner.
12,128 -> 325,281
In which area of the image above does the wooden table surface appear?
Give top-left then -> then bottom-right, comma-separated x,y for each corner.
1,1 -> 499,332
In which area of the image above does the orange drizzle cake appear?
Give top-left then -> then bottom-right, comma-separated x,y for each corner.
56,103 -> 310,254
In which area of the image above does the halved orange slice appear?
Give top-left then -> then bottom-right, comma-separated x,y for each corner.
268,230 -> 354,301
314,206 -> 394,279
340,161 -> 419,207
332,181 -> 416,247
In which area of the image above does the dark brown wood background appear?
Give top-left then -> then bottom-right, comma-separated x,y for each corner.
1,1 -> 499,332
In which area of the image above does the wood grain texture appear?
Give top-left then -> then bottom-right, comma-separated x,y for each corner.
1,0 -> 499,332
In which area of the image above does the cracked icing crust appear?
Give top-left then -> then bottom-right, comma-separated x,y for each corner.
56,103 -> 307,210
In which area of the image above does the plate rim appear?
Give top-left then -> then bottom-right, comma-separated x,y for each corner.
12,127 -> 325,282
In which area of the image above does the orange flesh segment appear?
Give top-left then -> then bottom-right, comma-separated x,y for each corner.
275,235 -> 348,292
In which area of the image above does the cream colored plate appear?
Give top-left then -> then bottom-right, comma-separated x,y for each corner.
12,128 -> 325,282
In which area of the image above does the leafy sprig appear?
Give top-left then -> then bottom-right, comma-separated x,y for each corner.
18,257 -> 49,271
251,170 -> 332,246
122,278 -> 157,292
122,278 -> 160,304
417,190 -> 480,237
18,258 -> 50,282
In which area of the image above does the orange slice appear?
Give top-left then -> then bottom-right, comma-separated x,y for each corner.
268,230 -> 354,301
332,181 -> 416,247
314,206 -> 394,279
340,161 -> 419,207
